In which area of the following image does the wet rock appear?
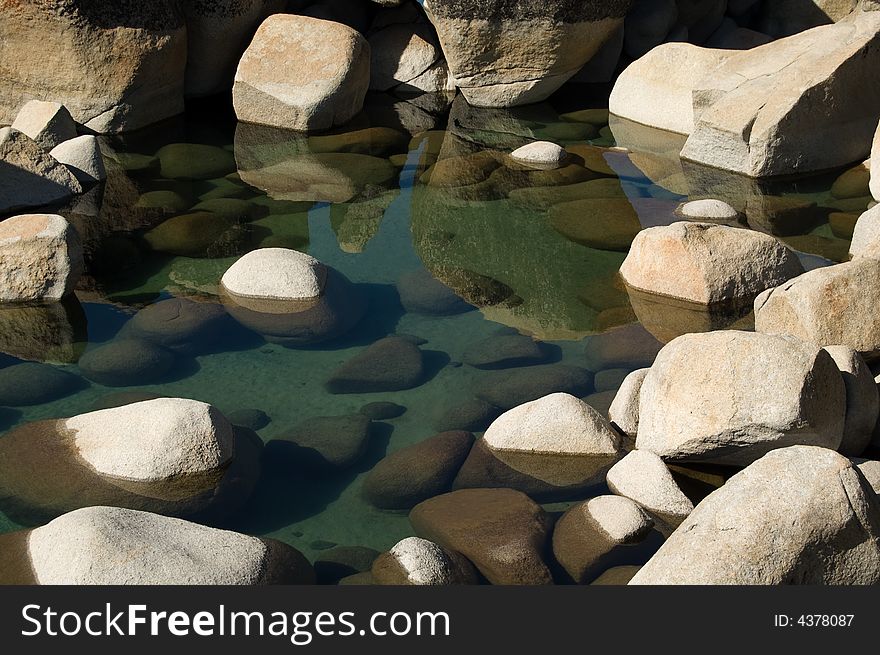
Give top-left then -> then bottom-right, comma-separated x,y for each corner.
637,331 -> 846,466
135,190 -> 191,213
89,391 -> 164,412
143,212 -> 234,257
481,393 -> 621,491
157,143 -> 236,180
548,198 -> 642,252
119,298 -> 229,356
0,297 -> 87,364
0,128 -> 82,213
227,408 -> 270,431
681,11 -> 880,177
510,142 -> 568,169
409,488 -> 553,585
424,0 -> 629,107
191,198 -> 266,222
50,135 -> 106,184
462,333 -> 548,370
233,14 -> 370,131
631,446 -> 880,584
363,430 -> 474,509
608,368 -> 649,438
609,43 -> 736,135
326,337 -> 425,394
831,161 -> 871,200
1,506 -> 313,585
181,0 -> 285,97
755,257 -> 880,360
11,101 -> 77,151
397,269 -> 473,316
78,339 -> 176,387
0,2 -> 186,133
473,364 -> 593,410
606,451 -> 694,533
593,368 -> 629,392
267,414 -> 373,471
583,323 -> 664,371
371,537 -> 479,585
620,222 -> 804,306
823,346 -> 879,456
0,362 -> 84,406
315,546 -> 380,585
359,402 -> 407,420
553,495 -> 654,584
433,398 -> 502,432
591,565 -> 641,585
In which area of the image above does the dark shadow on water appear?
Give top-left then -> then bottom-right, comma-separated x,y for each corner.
421,349 -> 452,386
229,422 -> 394,535
0,407 -> 22,432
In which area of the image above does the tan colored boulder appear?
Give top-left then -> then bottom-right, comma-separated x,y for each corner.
849,204 -> 880,257
620,222 -> 804,305
0,1 -> 186,132
681,9 -> 880,177
0,128 -> 82,213
233,15 -> 370,131
823,346 -> 879,456
609,43 -> 736,135
0,214 -> 83,303
371,537 -> 479,585
637,331 -> 846,465
755,257 -> 880,360
10,101 -> 77,151
630,446 -> 880,584
369,21 -> 444,92
608,368 -> 649,438
423,0 -> 630,107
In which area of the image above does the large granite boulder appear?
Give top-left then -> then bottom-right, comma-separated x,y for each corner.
637,331 -> 846,466
630,446 -> 880,584
423,0 -> 631,107
0,506 -> 313,585
233,14 -> 370,131
0,1 -> 186,132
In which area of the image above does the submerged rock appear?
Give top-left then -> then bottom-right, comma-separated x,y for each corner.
620,222 -> 804,306
0,214 -> 83,303
397,269 -> 473,316
119,297 -> 228,356
314,546 -> 379,585
473,364 -> 593,410
0,297 -> 88,364
637,331 -> 846,466
156,143 -> 236,180
359,401 -> 407,420
754,257 -> 880,360
363,430 -> 474,509
0,506 -> 313,585
583,323 -> 664,371
462,333 -> 549,369
630,446 -> 880,585
78,339 -> 176,387
424,0 -> 629,107
143,212 -> 235,257
0,1 -> 186,133
326,337 -> 425,394
0,362 -> 85,407
371,537 -> 479,585
233,14 -> 370,131
433,397 -> 503,432
409,488 -> 553,585
267,414 -> 374,471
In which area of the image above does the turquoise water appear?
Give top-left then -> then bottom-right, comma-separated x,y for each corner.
0,90 -> 866,568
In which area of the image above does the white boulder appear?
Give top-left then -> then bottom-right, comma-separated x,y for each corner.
221,248 -> 327,301
510,142 -> 569,169
11,100 -> 77,151
371,537 -> 479,585
50,135 -> 107,184
606,450 -> 693,531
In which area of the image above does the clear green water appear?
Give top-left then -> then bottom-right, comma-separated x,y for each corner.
0,90 -> 867,566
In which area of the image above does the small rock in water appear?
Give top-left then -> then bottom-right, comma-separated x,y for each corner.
50,135 -> 106,183
433,397 -> 502,432
606,450 -> 694,534
314,546 -> 380,585
553,495 -> 655,584
397,269 -> 473,316
359,401 -> 407,420
0,506 -> 313,585
227,408 -> 271,431
156,143 -> 236,180
310,540 -> 338,551
0,362 -> 84,406
462,333 -> 549,370
509,141 -> 568,169
675,198 -> 740,222
11,100 -> 77,150
593,368 -> 631,392
266,414 -> 374,471
473,364 -> 593,410
410,488 -> 553,585
0,214 -> 83,303
584,323 -> 663,371
144,212 -> 235,257
326,337 -> 425,394
78,339 -> 176,387
363,430 -> 474,510
119,297 -> 229,356
831,161 -> 871,200
371,537 -> 479,586
591,565 -> 642,585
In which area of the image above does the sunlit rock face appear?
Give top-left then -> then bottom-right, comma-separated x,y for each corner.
423,0 -> 631,107
0,1 -> 186,133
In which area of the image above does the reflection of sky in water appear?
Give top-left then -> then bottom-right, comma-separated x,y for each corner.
0,93 -> 865,564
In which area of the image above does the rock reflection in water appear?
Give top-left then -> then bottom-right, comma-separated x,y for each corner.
0,296 -> 87,364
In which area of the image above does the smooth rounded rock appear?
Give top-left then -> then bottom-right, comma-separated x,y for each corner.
78,339 -> 176,387
676,199 -> 740,222
397,269 -> 473,316
11,100 -> 77,150
50,135 -> 107,183
326,337 -> 425,394
221,248 -> 327,301
0,362 -> 84,407
509,141 -> 568,169
608,368 -> 649,438
120,298 -> 229,355
371,537 -> 479,585
268,414 -> 373,471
